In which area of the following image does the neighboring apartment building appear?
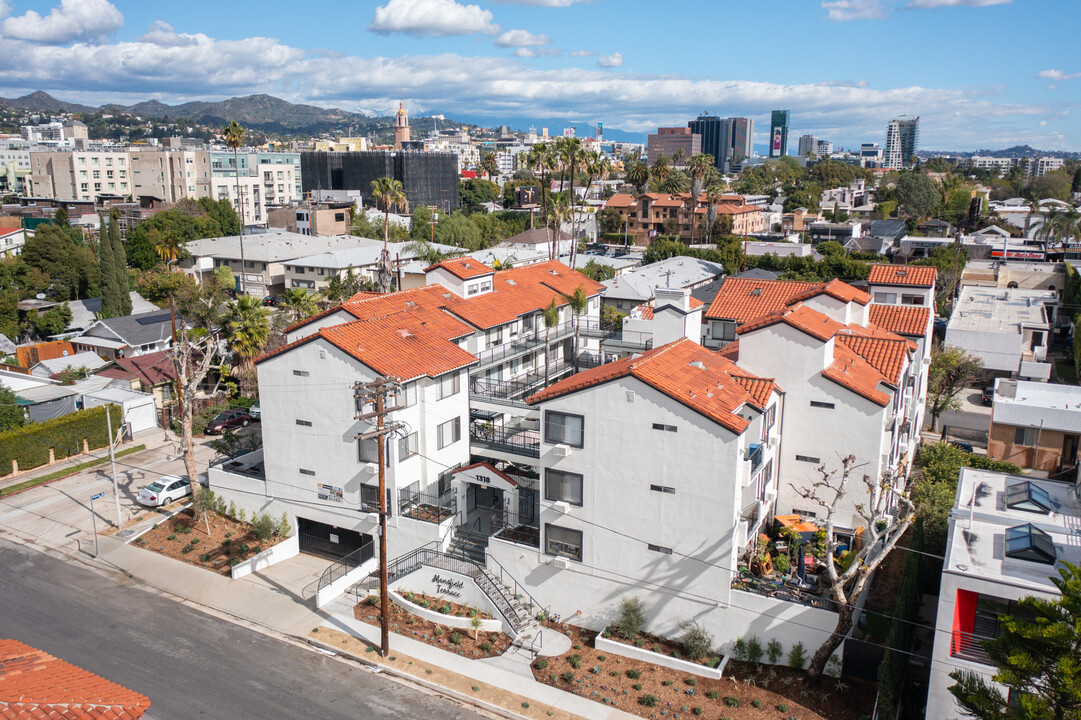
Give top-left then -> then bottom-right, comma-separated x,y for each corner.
27,150 -> 132,202
927,468 -> 1078,720
282,240 -> 460,292
210,152 -> 300,227
646,127 -> 700,163
129,149 -> 211,203
268,202 -> 353,236
945,286 -> 1058,375
0,143 -> 31,193
602,192 -> 765,245
884,116 -> 919,170
987,379 -> 1080,476
601,256 -> 725,312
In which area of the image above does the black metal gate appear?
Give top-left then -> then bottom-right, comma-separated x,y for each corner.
297,517 -> 368,561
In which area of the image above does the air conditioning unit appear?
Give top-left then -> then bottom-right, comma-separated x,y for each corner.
552,557 -> 571,570
552,444 -> 570,457
552,501 -> 570,514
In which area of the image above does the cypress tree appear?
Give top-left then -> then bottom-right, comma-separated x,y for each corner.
97,213 -> 119,317
108,210 -> 131,315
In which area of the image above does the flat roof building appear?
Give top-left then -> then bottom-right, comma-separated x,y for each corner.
945,286 -> 1057,374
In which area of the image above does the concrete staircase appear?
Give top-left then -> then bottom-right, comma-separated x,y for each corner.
446,527 -> 489,565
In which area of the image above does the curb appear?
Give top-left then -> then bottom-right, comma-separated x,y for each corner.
0,443 -> 159,498
302,635 -> 533,720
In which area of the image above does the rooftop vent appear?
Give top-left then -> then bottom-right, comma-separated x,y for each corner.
405,301 -> 416,308
750,288 -> 762,296
690,361 -> 706,370
397,329 -> 413,338
1004,523 -> 1056,565
506,279 -> 517,286
1005,480 -> 1052,514
897,269 -> 907,276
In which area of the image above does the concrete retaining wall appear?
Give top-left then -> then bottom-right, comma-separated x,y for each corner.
230,534 -> 300,579
595,631 -> 723,680
316,557 -> 377,609
387,591 -> 503,633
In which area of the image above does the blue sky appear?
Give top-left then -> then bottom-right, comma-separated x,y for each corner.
0,0 -> 1077,150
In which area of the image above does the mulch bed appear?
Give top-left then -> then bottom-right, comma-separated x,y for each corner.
605,630 -> 722,668
132,509 -> 268,576
353,597 -> 511,659
401,503 -> 453,523
530,624 -> 875,720
394,590 -> 494,620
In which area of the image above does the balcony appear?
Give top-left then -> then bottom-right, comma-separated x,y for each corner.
469,421 -> 540,459
951,631 -> 995,666
473,322 -> 575,369
578,318 -> 653,351
469,354 -> 608,408
747,443 -> 764,472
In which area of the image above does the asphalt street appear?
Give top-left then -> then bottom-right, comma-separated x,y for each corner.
0,540 -> 486,720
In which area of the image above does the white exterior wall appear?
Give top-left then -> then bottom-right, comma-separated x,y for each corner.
945,327 -> 1023,373
869,283 -> 934,308
285,309 -> 357,342
486,375 -> 781,648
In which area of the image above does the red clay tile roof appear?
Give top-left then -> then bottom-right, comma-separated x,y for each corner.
868,305 -> 932,337
823,343 -> 894,407
604,193 -> 635,209
526,338 -> 776,434
737,303 -> 847,342
717,341 -> 739,361
95,350 -> 176,386
0,639 -> 151,719
426,258 -> 494,279
867,264 -> 938,288
650,196 -> 685,209
835,332 -> 909,385
705,278 -> 820,322
716,203 -> 760,215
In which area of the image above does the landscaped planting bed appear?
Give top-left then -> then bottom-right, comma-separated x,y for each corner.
531,624 -> 875,720
395,591 -> 494,620
353,594 -> 511,659
133,507 -> 286,576
602,628 -> 722,669
401,503 -> 453,523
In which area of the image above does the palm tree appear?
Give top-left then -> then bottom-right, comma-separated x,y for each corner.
704,183 -> 725,243
572,150 -> 609,267
549,191 -> 572,259
280,287 -> 319,324
223,295 -> 270,392
526,143 -> 558,259
479,151 -> 499,180
1037,206 -> 1081,253
658,175 -> 683,195
370,177 -> 407,293
222,121 -> 247,294
686,153 -> 714,243
559,285 -> 589,373
153,229 -> 184,266
542,299 -> 559,387
626,160 -> 649,194
650,155 -> 671,189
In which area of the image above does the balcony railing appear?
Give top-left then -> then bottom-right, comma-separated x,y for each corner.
747,443 -> 764,471
470,355 -> 608,405
473,323 -> 575,368
398,488 -> 457,524
951,631 -> 995,666
578,318 -> 653,350
469,423 -> 540,458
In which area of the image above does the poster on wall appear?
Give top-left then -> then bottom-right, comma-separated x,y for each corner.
772,128 -> 782,152
317,484 -> 344,503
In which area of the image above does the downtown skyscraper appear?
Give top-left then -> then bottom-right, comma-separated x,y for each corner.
884,116 -> 919,170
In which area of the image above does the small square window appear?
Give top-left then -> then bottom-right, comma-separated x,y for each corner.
545,524 -> 582,561
647,543 -> 673,555
795,455 -> 821,464
651,423 -> 677,432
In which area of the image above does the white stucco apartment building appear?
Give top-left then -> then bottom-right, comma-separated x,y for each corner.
945,286 -> 1058,375
926,468 -> 1078,719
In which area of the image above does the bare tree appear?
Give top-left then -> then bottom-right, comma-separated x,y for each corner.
792,454 -> 914,683
169,325 -> 219,535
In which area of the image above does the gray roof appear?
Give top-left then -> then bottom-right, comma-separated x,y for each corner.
32,352 -> 107,375
867,220 -> 908,241
0,333 -> 14,354
601,256 -> 726,302
184,231 -> 376,263
992,380 -> 1081,434
66,292 -> 158,332
286,241 -> 462,270
16,384 -> 78,404
79,311 -> 175,348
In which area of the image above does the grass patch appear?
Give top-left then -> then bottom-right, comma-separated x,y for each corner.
0,445 -> 147,497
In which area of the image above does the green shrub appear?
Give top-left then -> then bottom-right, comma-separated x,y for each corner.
692,708 -> 703,716
633,682 -> 643,691
561,671 -> 575,683
177,524 -> 192,535
533,658 -> 548,670
662,679 -> 674,687
440,603 -> 452,614
433,627 -> 443,636
167,534 -> 177,541
590,665 -> 601,675
680,620 -> 714,660
0,404 -> 121,476
774,553 -> 791,575
199,553 -> 211,562
613,595 -> 646,640
732,636 -> 747,662
706,690 -> 719,699
752,698 -> 762,708
746,635 -> 763,664
365,594 -> 379,606
638,695 -> 658,708
450,632 -> 462,645
685,678 -> 697,686
251,512 -> 275,541
724,696 -> 740,707
778,703 -> 789,712
228,557 -> 241,567
276,511 -> 292,537
597,654 -> 606,661
766,639 -> 783,664
787,642 -> 807,670
626,669 -> 641,680
479,640 -> 493,652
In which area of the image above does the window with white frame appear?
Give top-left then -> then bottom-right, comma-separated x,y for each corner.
901,294 -> 924,306
358,436 -> 381,463
874,292 -> 897,304
1014,427 -> 1037,446
438,372 -> 460,399
545,469 -> 583,505
398,432 -> 418,460
545,524 -> 582,561
437,417 -> 460,449
544,411 -> 583,448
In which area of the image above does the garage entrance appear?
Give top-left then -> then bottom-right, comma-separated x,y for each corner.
297,517 -> 373,562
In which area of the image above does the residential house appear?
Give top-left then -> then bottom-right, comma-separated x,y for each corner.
71,310 -> 176,360
945,286 -> 1058,376
65,292 -> 159,334
30,351 -> 107,379
601,256 -> 725,313
986,379 -> 1080,477
0,227 -> 29,257
602,192 -> 765,245
268,202 -> 354,236
96,349 -> 178,408
282,240 -> 461,293
926,468 -> 1078,720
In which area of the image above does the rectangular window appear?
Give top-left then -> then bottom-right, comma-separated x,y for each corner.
295,419 -> 312,427
295,266 -> 304,274
901,294 -> 924,306
398,432 -> 418,460
1014,427 -> 1037,446
545,411 -> 584,448
545,469 -> 584,505
652,423 -> 677,432
358,436 -> 380,463
293,370 -> 309,377
480,280 -> 492,292
361,484 -> 379,510
714,321 -> 737,341
437,417 -> 460,449
874,292 -> 898,304
810,401 -> 835,409
647,543 -> 673,555
299,468 -> 315,476
438,372 -> 460,399
467,284 -> 479,296
650,484 -> 675,494
545,524 -> 582,561
763,404 -> 776,434
396,382 -> 417,408
796,454 -> 821,463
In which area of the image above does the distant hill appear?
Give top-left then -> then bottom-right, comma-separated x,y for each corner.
920,145 -> 1080,160
0,90 -> 95,114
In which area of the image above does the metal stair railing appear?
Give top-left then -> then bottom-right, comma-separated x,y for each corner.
316,539 -> 375,595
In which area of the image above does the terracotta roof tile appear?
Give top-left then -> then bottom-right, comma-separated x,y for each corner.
425,258 -> 494,279
868,305 -> 932,337
823,343 -> 893,407
717,341 -> 739,361
604,193 -> 635,208
0,639 -> 151,719
836,333 -> 909,384
787,278 -> 871,306
867,264 -> 938,288
737,303 -> 846,341
650,196 -> 684,208
527,338 -> 776,434
705,278 -> 820,322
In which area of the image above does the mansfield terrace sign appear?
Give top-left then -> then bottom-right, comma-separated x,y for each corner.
432,574 -> 464,599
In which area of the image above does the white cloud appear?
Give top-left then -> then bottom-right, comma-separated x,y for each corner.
1037,69 -> 1081,81
492,0 -> 591,6
135,21 -> 197,47
569,50 -> 594,57
906,0 -> 1011,7
1,0 -> 123,44
597,52 -> 622,68
494,29 -> 550,47
513,46 -> 559,57
369,0 -> 497,37
822,0 -> 890,21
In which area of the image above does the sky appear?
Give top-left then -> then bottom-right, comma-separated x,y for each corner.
0,0 -> 1077,151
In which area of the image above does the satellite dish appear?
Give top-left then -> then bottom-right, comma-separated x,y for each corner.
35,293 -> 45,300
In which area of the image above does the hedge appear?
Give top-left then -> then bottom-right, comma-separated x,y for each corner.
0,404 -> 122,476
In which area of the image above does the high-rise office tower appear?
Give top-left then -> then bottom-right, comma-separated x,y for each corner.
798,134 -> 817,158
688,114 -> 732,172
769,110 -> 790,158
884,116 -> 919,170
815,139 -> 834,156
729,117 -> 754,163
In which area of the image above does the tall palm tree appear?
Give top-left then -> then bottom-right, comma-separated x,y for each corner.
542,299 -> 559,387
686,153 -> 714,243
651,155 -> 671,189
704,183 -> 725,243
280,287 -> 319,324
223,295 -> 270,391
222,121 -> 248,294
625,160 -> 649,194
526,143 -> 558,259
658,175 -> 683,195
370,177 -> 407,293
1037,206 -> 1081,253
479,151 -> 499,180
571,150 -> 609,266
559,285 -> 589,373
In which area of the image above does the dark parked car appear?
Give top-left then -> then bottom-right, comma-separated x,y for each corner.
982,386 -> 995,406
205,409 -> 252,434
951,441 -> 974,453
262,295 -> 282,307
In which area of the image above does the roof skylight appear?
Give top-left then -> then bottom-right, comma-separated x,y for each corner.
1004,523 -> 1056,565
1005,481 -> 1052,514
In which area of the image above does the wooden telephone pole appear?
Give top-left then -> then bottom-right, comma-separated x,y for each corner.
353,377 -> 405,657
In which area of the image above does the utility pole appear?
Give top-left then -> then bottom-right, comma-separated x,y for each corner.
428,207 -> 438,244
354,377 -> 405,658
105,404 -> 122,528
